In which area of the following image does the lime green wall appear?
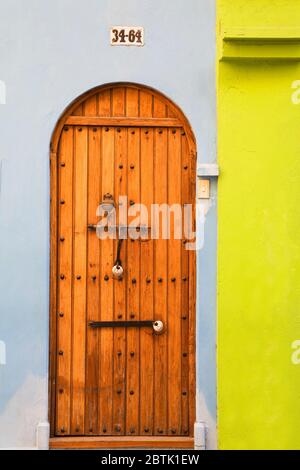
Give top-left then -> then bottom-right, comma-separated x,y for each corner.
217,0 -> 300,450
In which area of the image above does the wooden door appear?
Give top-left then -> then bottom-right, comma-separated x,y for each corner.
50,84 -> 196,446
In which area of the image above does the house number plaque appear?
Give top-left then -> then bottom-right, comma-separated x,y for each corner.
110,26 -> 144,46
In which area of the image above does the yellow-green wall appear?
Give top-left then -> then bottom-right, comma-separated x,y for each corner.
217,0 -> 300,449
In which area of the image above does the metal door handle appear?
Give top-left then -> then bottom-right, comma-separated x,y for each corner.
88,224 -> 150,231
88,320 -> 164,333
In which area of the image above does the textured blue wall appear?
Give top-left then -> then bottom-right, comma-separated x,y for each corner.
0,0 -> 216,448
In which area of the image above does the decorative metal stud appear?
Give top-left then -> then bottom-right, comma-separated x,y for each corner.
181,131 -> 186,136
182,391 -> 187,396
171,428 -> 176,434
58,350 -> 63,356
131,130 -> 135,135
130,164 -> 135,169
172,129 -> 176,134
60,162 -> 65,167
132,278 -> 137,284
158,429 -> 163,434
171,277 -> 176,282
76,275 -> 81,280
78,128 -> 82,132
158,277 -> 163,283
130,200 -> 135,206
183,352 -> 188,357
117,389 -> 122,395
64,127 -> 69,132
145,130 -> 149,135
93,128 -> 97,133
158,129 -> 163,134
117,351 -> 122,356
59,388 -> 64,394
60,200 -> 65,205
60,236 -> 65,242
115,425 -> 121,432
61,427 -> 65,433
117,128 -> 121,133
182,315 -> 187,320
105,127 -> 109,132
104,275 -> 109,281
119,164 -> 123,169
144,428 -> 149,433
130,313 -> 135,319
60,274 -> 65,280
118,314 -> 122,319
146,278 -> 151,284
129,390 -> 134,395
130,427 -> 135,434
184,165 -> 188,170
130,351 -> 135,357
103,427 -> 107,433
76,427 -> 79,432
92,275 -> 97,281
182,276 -> 187,282
58,312 -> 64,318
89,428 -> 93,433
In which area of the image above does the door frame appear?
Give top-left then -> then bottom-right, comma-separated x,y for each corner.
48,82 -> 197,449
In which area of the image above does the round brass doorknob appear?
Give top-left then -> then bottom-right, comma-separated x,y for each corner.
153,320 -> 164,334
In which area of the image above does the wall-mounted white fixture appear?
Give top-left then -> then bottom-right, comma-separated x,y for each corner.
0,340 -> 6,365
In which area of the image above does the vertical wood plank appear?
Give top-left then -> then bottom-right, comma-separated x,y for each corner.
140,128 -> 154,435
50,147 -> 58,437
152,95 -> 168,436
111,92 -> 126,436
97,89 -> 112,435
167,128 -> 182,435
153,97 -> 167,118
181,132 -> 190,435
112,87 -> 126,116
99,125 -> 114,435
56,127 -> 74,435
166,106 -> 177,118
126,127 -> 140,436
71,126 -> 88,434
112,127 -> 127,435
84,96 -> 97,116
139,91 -> 153,118
72,104 -> 84,115
126,88 -> 139,117
85,126 -> 101,435
188,147 -> 197,436
98,90 -> 111,116
153,128 -> 168,435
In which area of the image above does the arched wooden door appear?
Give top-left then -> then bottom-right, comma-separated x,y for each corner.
49,84 -> 196,448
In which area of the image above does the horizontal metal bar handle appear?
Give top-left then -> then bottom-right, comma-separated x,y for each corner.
88,320 -> 164,333
89,320 -> 154,328
87,224 -> 151,231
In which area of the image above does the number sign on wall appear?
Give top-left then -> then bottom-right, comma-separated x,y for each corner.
110,26 -> 144,46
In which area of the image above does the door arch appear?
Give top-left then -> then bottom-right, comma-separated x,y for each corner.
49,83 -> 196,448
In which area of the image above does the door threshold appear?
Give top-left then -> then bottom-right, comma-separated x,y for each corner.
49,436 -> 194,449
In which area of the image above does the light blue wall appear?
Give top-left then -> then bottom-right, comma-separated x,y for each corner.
0,0 -> 216,448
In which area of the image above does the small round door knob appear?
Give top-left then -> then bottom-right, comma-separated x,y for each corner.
112,264 -> 123,279
153,320 -> 164,334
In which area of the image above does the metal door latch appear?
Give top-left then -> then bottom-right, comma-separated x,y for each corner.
88,320 -> 164,334
112,238 -> 124,279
